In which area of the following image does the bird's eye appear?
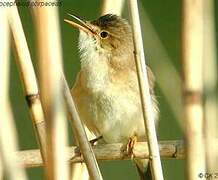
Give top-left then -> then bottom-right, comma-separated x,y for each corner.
100,31 -> 108,39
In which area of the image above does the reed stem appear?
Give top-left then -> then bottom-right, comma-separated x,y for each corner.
15,140 -> 185,168
203,0 -> 218,173
33,2 -> 69,180
9,5 -> 46,161
62,76 -> 103,180
182,0 -> 206,178
0,8 -> 27,180
128,1 -> 164,179
101,0 -> 125,16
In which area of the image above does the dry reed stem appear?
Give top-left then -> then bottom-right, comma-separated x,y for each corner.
101,0 -> 125,16
0,155 -> 2,179
203,0 -> 218,172
182,0 -> 206,179
15,140 -> 185,168
70,163 -> 89,180
33,2 -> 70,180
32,3 -> 103,179
8,5 -> 47,161
128,1 -> 164,179
0,7 -> 27,180
70,127 -> 95,180
62,76 -> 103,180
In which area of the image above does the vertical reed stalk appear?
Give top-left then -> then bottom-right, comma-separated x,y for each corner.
33,2 -> 69,180
101,0 -> 125,16
203,0 -> 218,173
32,2 -> 103,178
0,155 -> 2,179
70,163 -> 89,180
128,1 -> 164,179
182,0 -> 206,179
0,8 -> 27,180
8,5 -> 46,160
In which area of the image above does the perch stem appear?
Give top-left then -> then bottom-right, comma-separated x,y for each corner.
15,140 -> 185,168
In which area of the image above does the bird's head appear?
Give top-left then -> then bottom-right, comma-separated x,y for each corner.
65,14 -> 133,58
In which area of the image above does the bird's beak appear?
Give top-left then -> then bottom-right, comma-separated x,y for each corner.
64,14 -> 95,36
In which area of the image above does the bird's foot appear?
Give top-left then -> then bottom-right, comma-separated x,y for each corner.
89,136 -> 103,146
126,135 -> 137,159
70,146 -> 83,164
71,136 -> 102,162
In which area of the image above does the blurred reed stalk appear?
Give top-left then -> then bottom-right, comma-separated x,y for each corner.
203,0 -> 218,173
128,1 -> 164,179
0,8 -> 27,180
70,162 -> 89,180
8,5 -> 47,162
0,155 -> 2,179
16,140 -> 185,168
31,3 -> 103,180
182,0 -> 206,179
101,0 -> 125,16
33,1 -> 69,180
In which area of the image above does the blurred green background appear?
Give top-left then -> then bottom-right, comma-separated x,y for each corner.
10,0 -> 217,179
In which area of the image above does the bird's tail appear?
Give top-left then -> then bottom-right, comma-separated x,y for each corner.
134,159 -> 152,180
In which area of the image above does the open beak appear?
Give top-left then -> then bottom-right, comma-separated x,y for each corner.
64,14 -> 95,36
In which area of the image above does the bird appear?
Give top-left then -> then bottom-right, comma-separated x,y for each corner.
65,13 -> 159,180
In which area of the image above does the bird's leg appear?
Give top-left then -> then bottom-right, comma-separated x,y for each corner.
71,136 -> 103,162
70,146 -> 83,164
126,135 -> 137,158
89,136 -> 103,146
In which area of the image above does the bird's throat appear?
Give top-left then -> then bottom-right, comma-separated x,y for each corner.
78,31 -> 112,92
80,57 -> 110,93
79,51 -> 110,93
